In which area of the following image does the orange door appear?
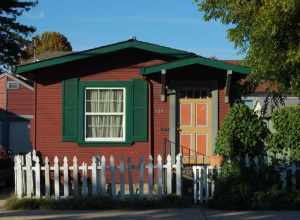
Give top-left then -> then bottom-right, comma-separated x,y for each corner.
179,88 -> 212,164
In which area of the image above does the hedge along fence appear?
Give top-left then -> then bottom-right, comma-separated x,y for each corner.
14,151 -> 182,199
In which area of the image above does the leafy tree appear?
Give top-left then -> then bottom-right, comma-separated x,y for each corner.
268,106 -> 300,161
0,0 -> 37,72
194,0 -> 300,95
216,103 -> 268,159
33,31 -> 72,54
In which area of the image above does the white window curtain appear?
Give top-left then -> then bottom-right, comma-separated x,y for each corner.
85,89 -> 125,140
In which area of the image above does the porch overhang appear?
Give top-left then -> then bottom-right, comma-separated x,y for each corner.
140,57 -> 251,75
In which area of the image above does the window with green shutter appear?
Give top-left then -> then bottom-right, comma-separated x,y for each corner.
62,79 -> 148,146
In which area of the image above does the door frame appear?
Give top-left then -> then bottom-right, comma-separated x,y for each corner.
168,80 -> 218,163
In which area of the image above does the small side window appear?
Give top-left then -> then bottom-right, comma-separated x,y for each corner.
242,99 -> 254,109
7,81 -> 19,90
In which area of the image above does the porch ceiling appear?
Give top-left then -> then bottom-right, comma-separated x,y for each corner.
140,56 -> 251,75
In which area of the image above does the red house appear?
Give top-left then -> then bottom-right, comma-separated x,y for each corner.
16,39 -> 250,166
0,73 -> 34,154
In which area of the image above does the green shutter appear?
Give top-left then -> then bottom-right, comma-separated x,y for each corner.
62,78 -> 79,141
133,79 -> 148,142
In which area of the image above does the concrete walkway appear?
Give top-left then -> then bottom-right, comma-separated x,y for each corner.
1,208 -> 300,220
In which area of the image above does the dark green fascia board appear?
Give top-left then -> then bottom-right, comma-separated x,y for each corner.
16,39 -> 195,74
140,56 -> 251,75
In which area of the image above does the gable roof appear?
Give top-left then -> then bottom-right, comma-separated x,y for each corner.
16,39 -> 195,75
0,73 -> 34,91
140,56 -> 251,75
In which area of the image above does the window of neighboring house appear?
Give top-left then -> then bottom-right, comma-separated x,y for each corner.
7,81 -> 19,90
242,99 -> 254,109
84,88 -> 126,142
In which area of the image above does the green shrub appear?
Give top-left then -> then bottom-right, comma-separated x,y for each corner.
4,195 -> 193,210
216,103 -> 268,159
268,106 -> 300,161
208,161 -> 280,210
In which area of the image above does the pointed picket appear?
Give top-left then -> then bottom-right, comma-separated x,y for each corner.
82,162 -> 88,196
35,156 -> 41,198
147,155 -> 153,195
176,154 -> 182,196
25,153 -> 33,197
44,157 -> 50,197
139,156 -> 144,196
127,157 -> 134,195
15,156 -> 23,198
157,154 -> 163,196
100,156 -> 106,194
119,157 -> 125,197
91,156 -> 98,195
63,156 -> 69,197
72,156 -> 79,195
109,155 -> 116,198
54,156 -> 60,199
166,154 -> 172,195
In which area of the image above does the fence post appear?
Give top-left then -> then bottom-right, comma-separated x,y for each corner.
100,155 -> 106,194
44,157 -> 50,197
72,156 -> 79,196
91,156 -> 98,195
15,156 -> 23,198
176,154 -> 182,196
82,162 -> 88,196
193,166 -> 197,203
166,154 -> 172,195
119,157 -> 125,197
54,156 -> 60,199
25,153 -> 33,197
63,156 -> 69,197
127,157 -> 134,195
35,156 -> 41,198
139,156 -> 144,196
157,155 -> 163,196
110,155 -> 116,198
147,155 -> 153,195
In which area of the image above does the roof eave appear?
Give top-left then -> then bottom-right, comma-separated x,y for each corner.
140,57 -> 251,75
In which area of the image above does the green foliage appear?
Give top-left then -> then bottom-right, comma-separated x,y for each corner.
34,32 -> 72,55
0,0 -> 37,72
209,161 -> 281,210
5,195 -> 193,210
268,106 -> 300,161
194,0 -> 300,95
216,103 -> 268,158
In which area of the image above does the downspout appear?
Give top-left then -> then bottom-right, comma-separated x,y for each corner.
146,78 -> 154,160
34,81 -> 37,150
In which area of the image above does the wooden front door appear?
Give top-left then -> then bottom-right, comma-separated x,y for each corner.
178,88 -> 212,164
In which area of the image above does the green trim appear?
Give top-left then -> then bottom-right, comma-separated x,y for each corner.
62,78 -> 79,142
211,84 -> 219,154
78,81 -> 134,146
16,39 -> 194,74
140,57 -> 251,75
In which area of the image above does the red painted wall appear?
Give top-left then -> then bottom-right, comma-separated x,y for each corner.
7,83 -> 34,116
32,52 -> 232,181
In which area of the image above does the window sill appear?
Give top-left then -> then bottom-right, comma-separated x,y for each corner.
77,140 -> 134,147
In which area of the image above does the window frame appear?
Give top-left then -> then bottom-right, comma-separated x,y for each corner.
84,87 -> 126,142
7,81 -> 19,90
78,81 -> 134,146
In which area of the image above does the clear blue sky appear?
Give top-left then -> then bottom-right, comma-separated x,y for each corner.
19,0 -> 242,59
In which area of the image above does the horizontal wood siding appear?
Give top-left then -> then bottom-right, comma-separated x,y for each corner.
35,55 -> 167,182
0,76 -> 7,110
7,83 -> 34,116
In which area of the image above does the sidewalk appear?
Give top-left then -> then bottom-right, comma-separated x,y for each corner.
1,208 -> 300,220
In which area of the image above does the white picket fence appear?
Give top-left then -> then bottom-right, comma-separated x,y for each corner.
14,151 -> 182,199
192,165 -> 218,203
